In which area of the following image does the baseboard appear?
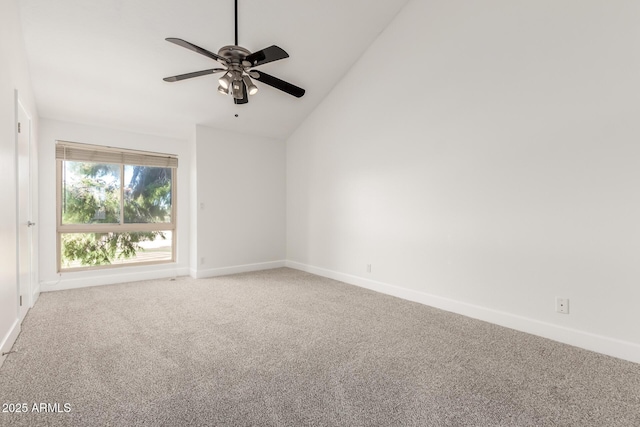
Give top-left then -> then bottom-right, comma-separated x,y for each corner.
194,260 -> 286,279
0,318 -> 21,370
40,265 -> 191,291
285,261 -> 640,364
39,261 -> 286,290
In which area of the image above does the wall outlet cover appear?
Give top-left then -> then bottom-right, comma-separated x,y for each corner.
556,297 -> 569,314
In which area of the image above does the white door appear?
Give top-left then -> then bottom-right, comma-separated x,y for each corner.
17,99 -> 33,322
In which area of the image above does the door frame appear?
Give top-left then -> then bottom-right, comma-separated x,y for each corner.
15,91 -> 34,321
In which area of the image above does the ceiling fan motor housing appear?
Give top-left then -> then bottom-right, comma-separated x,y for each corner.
218,45 -> 251,70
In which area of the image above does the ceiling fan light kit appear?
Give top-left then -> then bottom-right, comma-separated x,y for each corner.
218,71 -> 233,90
242,75 -> 258,95
163,0 -> 305,105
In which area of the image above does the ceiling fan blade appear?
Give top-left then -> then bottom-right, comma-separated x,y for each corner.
234,80 -> 248,104
243,46 -> 289,67
253,71 -> 305,98
163,68 -> 226,82
166,38 -> 227,63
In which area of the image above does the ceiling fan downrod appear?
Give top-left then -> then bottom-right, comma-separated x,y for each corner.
235,0 -> 238,46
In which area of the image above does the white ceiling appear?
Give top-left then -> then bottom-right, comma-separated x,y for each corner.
18,0 -> 409,140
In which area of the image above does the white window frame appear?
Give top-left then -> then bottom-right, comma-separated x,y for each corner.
55,140 -> 178,272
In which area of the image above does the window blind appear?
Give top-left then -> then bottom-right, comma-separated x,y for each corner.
55,141 -> 178,168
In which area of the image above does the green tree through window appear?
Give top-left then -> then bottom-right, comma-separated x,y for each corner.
56,142 -> 177,270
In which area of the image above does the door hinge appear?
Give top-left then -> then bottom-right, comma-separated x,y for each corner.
18,122 -> 21,133
19,295 -> 22,306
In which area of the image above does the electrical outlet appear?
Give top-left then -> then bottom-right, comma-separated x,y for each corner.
366,264 -> 371,273
556,297 -> 569,314
200,257 -> 205,265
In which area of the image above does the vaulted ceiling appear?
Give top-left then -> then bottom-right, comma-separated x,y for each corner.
18,0 -> 409,140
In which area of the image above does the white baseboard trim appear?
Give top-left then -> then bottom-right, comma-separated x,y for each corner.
0,318 -> 21,370
40,266 -> 191,291
39,261 -> 287,290
194,260 -> 286,279
285,261 -> 640,364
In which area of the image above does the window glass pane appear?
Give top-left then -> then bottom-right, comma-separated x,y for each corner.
60,231 -> 173,269
124,165 -> 172,223
62,161 -> 120,224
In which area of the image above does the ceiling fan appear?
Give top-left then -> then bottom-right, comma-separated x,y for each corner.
162,0 -> 305,104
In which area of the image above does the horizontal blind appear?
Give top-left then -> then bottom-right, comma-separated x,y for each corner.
55,141 -> 178,168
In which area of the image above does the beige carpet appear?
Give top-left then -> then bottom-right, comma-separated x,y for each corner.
1,267 -> 639,426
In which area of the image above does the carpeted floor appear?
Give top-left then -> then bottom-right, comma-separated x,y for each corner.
1,267 -> 639,426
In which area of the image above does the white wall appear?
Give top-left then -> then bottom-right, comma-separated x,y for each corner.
189,128 -> 198,274
193,125 -> 285,278
286,0 -> 640,362
0,0 -> 39,367
38,119 -> 190,290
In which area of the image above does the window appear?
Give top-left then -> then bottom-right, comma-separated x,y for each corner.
56,141 -> 178,271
